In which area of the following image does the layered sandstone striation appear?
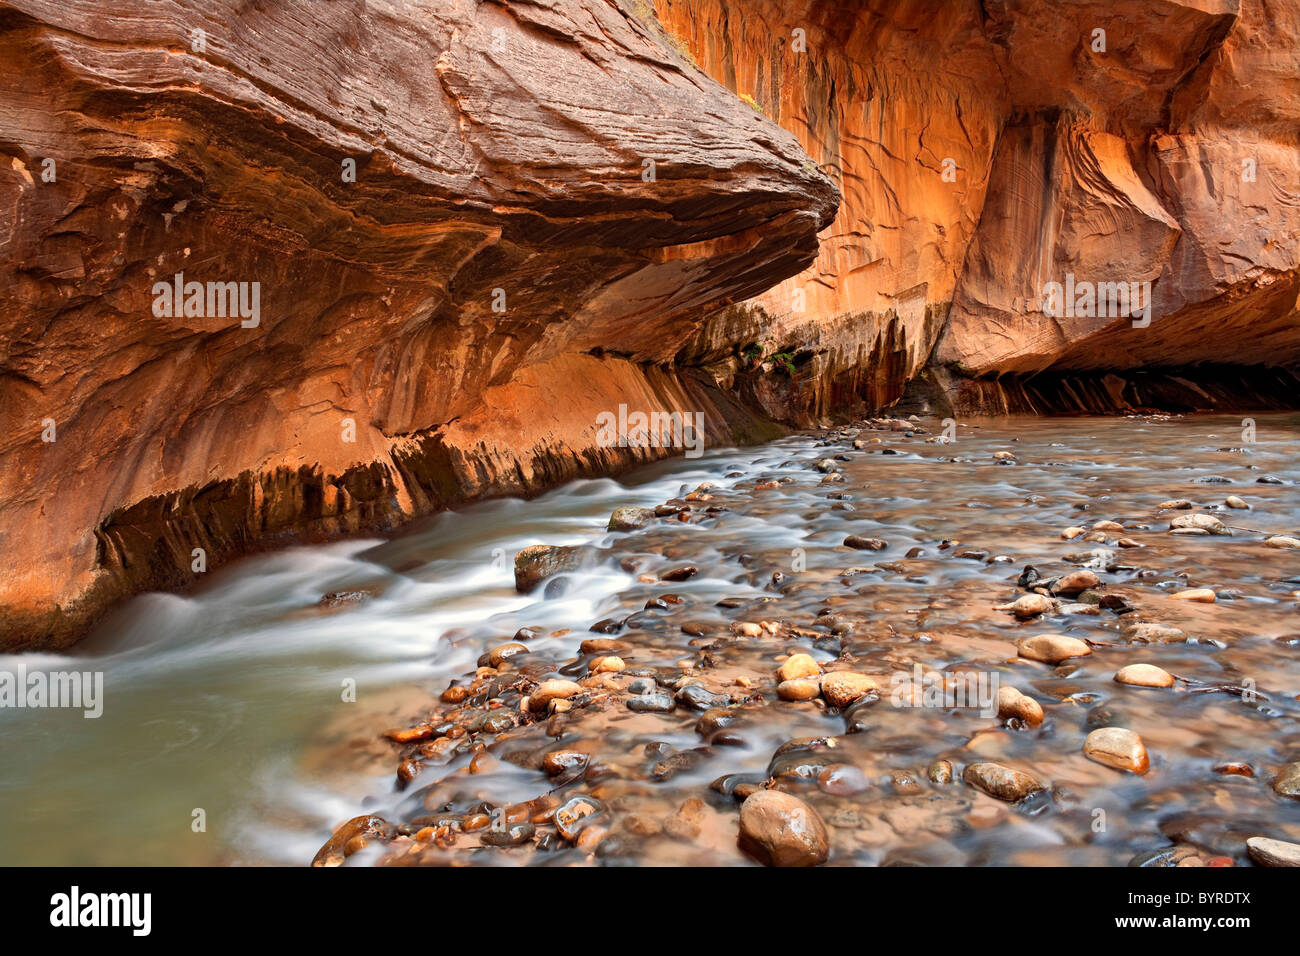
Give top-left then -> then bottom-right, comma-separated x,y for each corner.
0,0 -> 836,648
655,0 -> 1300,415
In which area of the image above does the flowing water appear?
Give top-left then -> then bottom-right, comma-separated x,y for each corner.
2,413 -> 1299,866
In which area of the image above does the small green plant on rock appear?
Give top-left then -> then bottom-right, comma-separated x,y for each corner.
770,351 -> 797,375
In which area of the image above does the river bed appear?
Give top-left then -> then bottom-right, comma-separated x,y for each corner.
2,412 -> 1299,866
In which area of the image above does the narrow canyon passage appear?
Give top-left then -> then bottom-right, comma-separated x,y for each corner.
3,413 -> 1297,866
3,0 -> 1300,896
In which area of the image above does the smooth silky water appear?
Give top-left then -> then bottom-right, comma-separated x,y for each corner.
2,413 -> 1298,865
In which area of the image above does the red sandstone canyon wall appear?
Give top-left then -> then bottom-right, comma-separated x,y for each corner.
655,0 -> 1300,414
4,0 -> 1299,649
0,0 -> 836,648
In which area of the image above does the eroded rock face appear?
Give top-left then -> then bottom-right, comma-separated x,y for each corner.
656,0 -> 1300,416
5,0 -> 1299,648
657,0 -> 1004,423
0,0 -> 836,648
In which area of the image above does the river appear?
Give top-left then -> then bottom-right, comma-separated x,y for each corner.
2,412 -> 1298,866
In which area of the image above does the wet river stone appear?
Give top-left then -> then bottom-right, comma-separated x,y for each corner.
1005,593 -> 1055,619
844,535 -> 887,551
1084,727 -> 1149,774
481,821 -> 535,847
608,506 -> 655,531
529,679 -> 583,712
820,672 -> 878,708
652,748 -> 709,781
777,653 -> 821,682
1052,569 -> 1100,597
542,750 -> 588,775
1114,664 -> 1175,688
628,692 -> 674,712
473,712 -> 515,734
1169,513 -> 1229,535
486,642 -> 529,667
695,708 -> 737,737
1274,762 -> 1300,798
1123,622 -> 1188,644
963,762 -> 1046,801
1017,634 -> 1091,664
777,678 -> 822,701
928,759 -> 954,784
737,790 -> 830,867
553,795 -> 606,841
661,566 -> 698,582
312,815 -> 394,866
1246,836 -> 1300,867
675,683 -> 729,711
996,686 -> 1044,727
514,545 -> 585,592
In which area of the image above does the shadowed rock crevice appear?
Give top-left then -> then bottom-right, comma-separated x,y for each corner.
902,364 -> 1300,417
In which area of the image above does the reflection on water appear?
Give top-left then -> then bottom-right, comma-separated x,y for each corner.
1,413 -> 1298,865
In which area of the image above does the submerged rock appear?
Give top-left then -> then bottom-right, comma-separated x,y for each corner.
1123,622 -> 1188,644
529,679 -> 583,712
515,546 -> 587,592
1169,513 -> 1229,535
777,678 -> 821,701
553,795 -> 606,841
1052,569 -> 1100,596
1274,762 -> 1300,798
312,815 -> 393,867
963,762 -> 1045,802
820,672 -> 878,708
1002,593 -> 1056,619
737,790 -> 830,867
1084,727 -> 1150,774
1114,664 -> 1175,688
996,686 -> 1044,727
481,821 -> 535,847
608,507 -> 656,531
1016,634 -> 1091,664
776,653 -> 821,682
